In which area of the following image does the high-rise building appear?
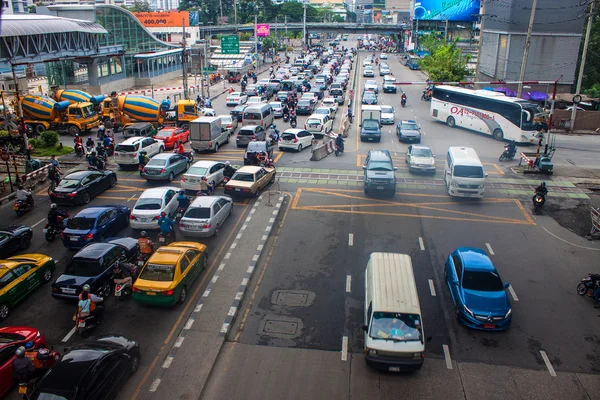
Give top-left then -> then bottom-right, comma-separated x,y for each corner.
480,0 -> 587,86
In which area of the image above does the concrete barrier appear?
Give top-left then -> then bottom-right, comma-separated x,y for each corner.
310,136 -> 335,161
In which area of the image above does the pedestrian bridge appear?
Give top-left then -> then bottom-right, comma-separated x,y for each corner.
200,22 -> 406,36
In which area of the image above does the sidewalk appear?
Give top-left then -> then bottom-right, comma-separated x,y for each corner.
142,192 -> 285,399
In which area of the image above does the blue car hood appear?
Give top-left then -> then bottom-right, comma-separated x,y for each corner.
63,228 -> 92,236
462,289 -> 510,315
54,274 -> 96,288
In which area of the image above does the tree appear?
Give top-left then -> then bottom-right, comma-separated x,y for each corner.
578,4 -> 600,96
419,40 -> 472,82
126,0 -> 152,12
277,2 -> 318,22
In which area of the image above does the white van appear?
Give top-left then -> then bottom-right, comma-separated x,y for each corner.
364,252 -> 427,371
189,116 -> 229,153
444,146 -> 487,198
242,104 -> 274,129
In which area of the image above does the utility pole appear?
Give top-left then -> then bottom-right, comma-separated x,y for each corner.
284,15 -> 288,59
234,0 -> 238,34
474,0 -> 486,83
254,13 -> 259,69
570,0 -> 595,132
219,0 -> 223,23
445,17 -> 449,42
415,18 -> 419,49
517,0 -> 538,98
303,1 -> 307,49
182,19 -> 189,100
204,41 -> 210,98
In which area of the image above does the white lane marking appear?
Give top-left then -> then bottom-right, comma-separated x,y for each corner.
508,285 -> 519,302
443,344 -> 453,369
341,336 -> 348,361
485,243 -> 495,255
128,193 -> 137,202
418,237 -> 425,251
346,275 -> 352,293
149,378 -> 161,392
542,226 -> 600,251
540,351 -> 557,376
394,152 -> 398,156
31,218 -> 46,228
61,326 -> 76,343
183,318 -> 194,330
428,279 -> 436,296
174,336 -> 185,348
348,233 -> 354,246
162,356 -> 174,369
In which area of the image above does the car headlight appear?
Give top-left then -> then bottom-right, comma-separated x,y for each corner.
521,135 -> 528,140
451,182 -> 458,187
463,304 -> 475,317
413,352 -> 424,359
504,308 -> 512,319
366,348 -> 377,356
478,185 -> 484,189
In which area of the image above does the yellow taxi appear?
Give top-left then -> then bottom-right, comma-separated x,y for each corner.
132,242 -> 207,306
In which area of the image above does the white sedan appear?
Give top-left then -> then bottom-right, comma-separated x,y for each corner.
226,92 -> 248,106
380,52 -> 388,60
130,187 -> 179,230
321,98 -> 338,114
181,160 -> 226,191
314,106 -> 335,120
269,102 -> 284,117
364,80 -> 379,94
279,129 -> 314,152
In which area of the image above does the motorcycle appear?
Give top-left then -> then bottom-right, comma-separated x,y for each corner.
499,145 -> 517,161
174,149 -> 194,163
421,91 -> 431,101
335,143 -> 344,156
104,143 -> 115,157
533,192 -> 545,214
290,118 -> 297,128
158,231 -> 174,246
114,261 -> 138,300
14,197 -> 34,217
175,206 -> 186,222
44,212 -> 69,242
75,143 -> 84,158
401,97 -> 407,107
16,346 -> 60,397
137,252 -> 151,268
283,113 -> 289,123
577,273 -> 600,299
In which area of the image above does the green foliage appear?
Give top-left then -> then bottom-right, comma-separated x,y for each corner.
0,130 -> 9,137
240,32 -> 251,41
32,145 -> 73,157
28,138 -> 43,149
125,0 -> 152,12
419,41 -> 472,82
278,2 -> 318,22
40,131 -> 60,148
584,83 -> 600,98
418,35 -> 442,53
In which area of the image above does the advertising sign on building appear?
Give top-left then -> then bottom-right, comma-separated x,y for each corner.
414,0 -> 481,21
134,11 -> 191,27
256,24 -> 270,37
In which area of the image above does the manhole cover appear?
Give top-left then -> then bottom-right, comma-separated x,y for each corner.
271,290 -> 315,307
259,314 -> 303,339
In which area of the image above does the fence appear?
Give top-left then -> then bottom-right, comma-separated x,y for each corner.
591,207 -> 600,237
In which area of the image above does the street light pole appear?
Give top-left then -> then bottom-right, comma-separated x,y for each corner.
303,1 -> 307,49
474,0 -> 486,83
570,0 -> 595,132
517,0 -> 538,98
255,13 -> 259,68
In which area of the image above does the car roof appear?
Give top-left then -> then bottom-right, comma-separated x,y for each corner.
74,242 -> 115,259
140,187 -> 178,198
323,98 -> 336,102
237,166 -> 263,173
411,144 -> 431,151
35,348 -> 105,392
190,195 -> 221,208
148,246 -> 187,264
121,136 -> 146,145
0,224 -> 26,234
240,125 -> 259,130
151,153 -> 176,160
158,127 -> 177,132
456,247 -> 495,272
367,149 -> 392,161
282,129 -> 305,135
73,206 -> 114,218
191,160 -> 219,168
64,170 -> 94,180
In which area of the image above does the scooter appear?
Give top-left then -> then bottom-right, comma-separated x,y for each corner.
421,91 -> 431,101
75,300 -> 103,338
401,96 -> 407,107
175,207 -> 186,222
533,192 -> 545,214
577,273 -> 600,299
499,145 -> 517,161
335,143 -> 344,156
114,262 -> 138,300
290,117 -> 297,128
283,113 -> 289,123
75,143 -> 84,158
14,197 -> 34,217
174,149 -> 194,163
137,252 -> 151,268
44,212 -> 69,242
158,231 -> 174,245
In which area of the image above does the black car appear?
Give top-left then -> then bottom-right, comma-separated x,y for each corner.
51,238 -> 139,299
244,141 -> 274,165
296,99 -> 315,115
49,169 -> 117,206
31,335 -> 141,400
0,224 -> 32,258
230,104 -> 248,122
309,86 -> 324,100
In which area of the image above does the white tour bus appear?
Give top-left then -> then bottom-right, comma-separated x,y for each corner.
430,85 -> 541,143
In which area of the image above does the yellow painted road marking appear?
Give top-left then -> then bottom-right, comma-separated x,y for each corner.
273,151 -> 283,164
356,155 -> 504,175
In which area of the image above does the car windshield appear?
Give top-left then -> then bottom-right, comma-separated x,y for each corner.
220,116 -> 232,123
298,100 -> 311,106
65,259 -> 102,277
184,207 -> 211,219
244,112 -> 262,120
187,166 -> 208,176
462,270 -> 505,291
453,165 -> 484,178
412,148 -> 433,157
238,129 -> 256,136
58,179 -> 80,189
232,172 -> 254,182
363,120 -> 379,130
368,161 -> 393,171
369,312 -> 422,342
381,106 -> 394,113
306,118 -> 322,126
135,198 -> 162,210
364,93 -> 376,99
67,217 -> 95,230
116,144 -> 137,153
139,263 -> 175,282
402,123 -> 419,130
147,158 -> 167,166
270,102 -> 282,108
247,142 -> 266,152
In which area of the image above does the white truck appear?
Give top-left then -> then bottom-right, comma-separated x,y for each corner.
360,105 -> 382,142
189,116 -> 229,153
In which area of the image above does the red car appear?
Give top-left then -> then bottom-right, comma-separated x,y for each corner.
0,326 -> 47,397
155,127 -> 189,149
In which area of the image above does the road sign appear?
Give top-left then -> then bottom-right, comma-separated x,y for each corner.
221,36 -> 240,55
349,90 -> 354,100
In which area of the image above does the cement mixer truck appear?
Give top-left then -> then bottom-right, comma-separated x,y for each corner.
20,95 -> 101,136
52,89 -> 105,114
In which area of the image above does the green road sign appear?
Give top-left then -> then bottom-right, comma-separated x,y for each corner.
221,36 -> 240,54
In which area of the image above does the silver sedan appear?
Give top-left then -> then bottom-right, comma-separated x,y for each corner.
179,196 -> 233,237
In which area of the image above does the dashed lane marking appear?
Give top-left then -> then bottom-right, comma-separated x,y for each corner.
540,351 -> 557,377
348,233 -> 354,246
508,285 -> 519,302
346,275 -> 352,293
485,243 -> 495,255
418,237 -> 425,251
31,218 -> 46,229
443,344 -> 453,369
61,326 -> 76,343
428,279 -> 436,296
341,336 -> 348,361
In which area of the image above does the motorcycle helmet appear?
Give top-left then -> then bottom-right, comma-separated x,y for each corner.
140,231 -> 147,238
91,151 -> 96,156
88,136 -> 92,140
225,161 -> 231,166
82,284 -> 91,292
541,182 -> 546,187
50,203 -> 57,209
15,347 -> 25,358
161,211 -> 167,216
179,190 -> 185,195
24,341 -> 34,350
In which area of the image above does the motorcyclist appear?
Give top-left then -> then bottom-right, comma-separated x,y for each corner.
88,151 -> 104,170
47,203 -> 66,230
290,111 -> 297,127
533,182 -> 548,206
401,92 -> 407,106
224,161 -> 236,179
23,341 -> 46,369
78,284 -> 103,319
113,263 -> 132,288
73,134 -> 82,147
269,124 -> 279,141
97,124 -> 106,139
506,140 -> 517,155
47,165 -> 61,187
335,134 -> 344,152
85,136 -> 95,150
138,150 -> 148,170
138,231 -> 155,256
16,185 -> 34,206
96,142 -> 106,158
157,211 -> 177,242
177,190 -> 190,211
12,346 -> 34,381
175,141 -> 186,155
103,134 -> 113,150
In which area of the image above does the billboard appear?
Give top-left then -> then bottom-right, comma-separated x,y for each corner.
134,11 -> 190,27
256,24 -> 270,37
414,0 -> 481,21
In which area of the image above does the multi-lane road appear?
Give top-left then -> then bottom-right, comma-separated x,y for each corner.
6,36 -> 600,400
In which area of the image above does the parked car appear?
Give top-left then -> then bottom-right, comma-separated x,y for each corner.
181,160 -> 226,191
396,120 -> 422,143
279,129 -> 314,152
236,125 -> 266,147
0,255 -> 55,319
218,114 -> 238,135
30,335 -> 141,400
49,169 -> 117,206
115,137 -> 164,169
445,247 -> 512,331
224,166 -> 276,197
405,144 -> 436,174
129,187 -> 179,230
230,104 -> 248,122
133,242 -> 207,306
61,205 -> 131,250
179,196 -> 233,237
141,153 -> 190,182
0,224 -> 32,258
226,92 -> 248,106
154,127 -> 189,149
305,114 -> 333,137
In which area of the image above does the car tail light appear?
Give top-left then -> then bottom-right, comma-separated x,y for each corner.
152,215 -> 160,220
84,233 -> 94,240
132,287 -> 141,293
242,188 -> 251,193
293,138 -> 298,143
67,192 -> 77,198
226,124 -> 232,129
116,284 -> 121,291
142,168 -> 147,173
304,124 -> 306,129
48,191 -> 54,196
160,168 -> 166,173
208,141 -> 212,147
161,289 -> 174,296
129,215 -> 137,220
131,153 -> 137,158
51,287 -> 58,293
60,233 -> 65,239
203,223 -> 211,229
252,134 -> 256,139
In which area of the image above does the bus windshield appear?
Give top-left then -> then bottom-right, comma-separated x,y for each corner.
520,103 -> 541,131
